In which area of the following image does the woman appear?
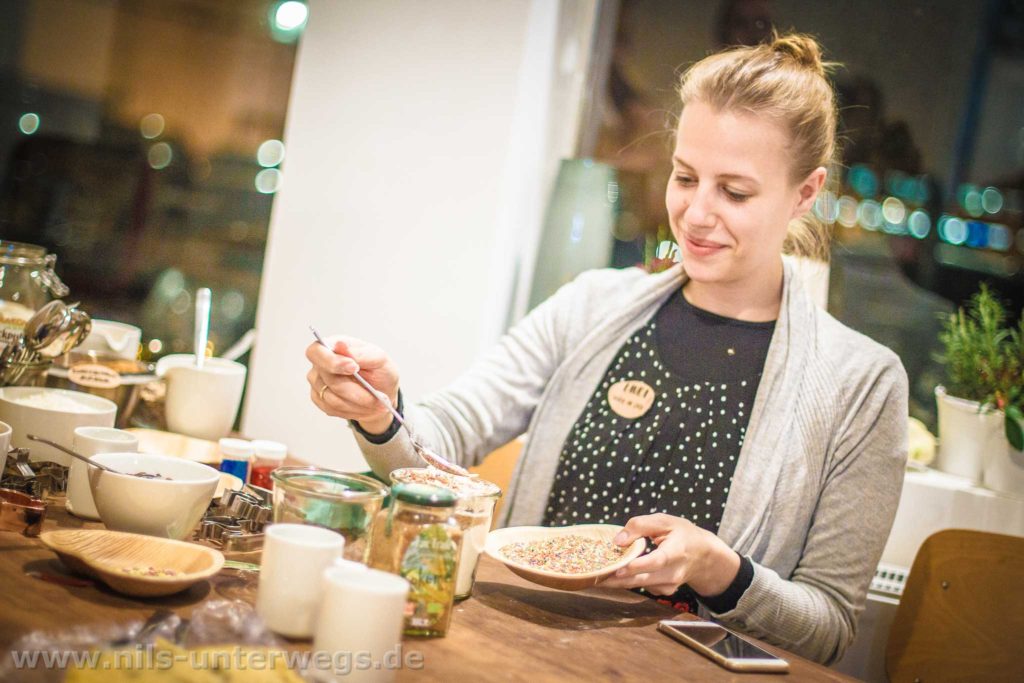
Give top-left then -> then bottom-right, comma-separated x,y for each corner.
306,34 -> 907,665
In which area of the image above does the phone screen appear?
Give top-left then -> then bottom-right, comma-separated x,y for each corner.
659,621 -> 783,662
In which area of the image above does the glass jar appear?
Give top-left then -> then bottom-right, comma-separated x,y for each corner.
369,483 -> 462,637
0,240 -> 69,356
389,467 -> 501,599
249,439 -> 287,489
218,437 -> 254,483
270,467 -> 388,563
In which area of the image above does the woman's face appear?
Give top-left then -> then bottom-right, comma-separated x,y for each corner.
665,101 -> 824,290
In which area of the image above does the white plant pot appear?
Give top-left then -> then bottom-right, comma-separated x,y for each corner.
982,437 -> 1024,498
934,386 -> 1004,483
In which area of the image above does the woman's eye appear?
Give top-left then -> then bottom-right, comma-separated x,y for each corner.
724,188 -> 750,202
674,175 -> 695,185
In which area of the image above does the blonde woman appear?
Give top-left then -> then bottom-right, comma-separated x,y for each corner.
307,33 -> 907,665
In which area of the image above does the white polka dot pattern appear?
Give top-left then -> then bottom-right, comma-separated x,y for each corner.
543,319 -> 760,533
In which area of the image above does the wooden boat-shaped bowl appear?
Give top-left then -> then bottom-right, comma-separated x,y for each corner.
485,524 -> 646,591
40,529 -> 225,597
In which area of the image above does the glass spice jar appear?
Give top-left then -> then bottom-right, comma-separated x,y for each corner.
0,240 -> 69,355
369,483 -> 462,637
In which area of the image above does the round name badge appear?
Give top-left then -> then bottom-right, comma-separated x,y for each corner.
607,379 -> 656,419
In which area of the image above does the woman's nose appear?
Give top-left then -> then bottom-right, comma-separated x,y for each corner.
684,185 -> 716,228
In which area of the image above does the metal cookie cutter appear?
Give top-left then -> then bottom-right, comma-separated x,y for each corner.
221,490 -> 271,531
0,488 -> 46,536
199,515 -> 245,545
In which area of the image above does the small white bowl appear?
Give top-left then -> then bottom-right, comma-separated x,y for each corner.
0,387 -> 117,465
88,452 -> 220,540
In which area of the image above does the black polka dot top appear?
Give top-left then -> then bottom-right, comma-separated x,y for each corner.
543,286 -> 775,612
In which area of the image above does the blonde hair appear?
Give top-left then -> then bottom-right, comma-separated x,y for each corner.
677,32 -> 838,262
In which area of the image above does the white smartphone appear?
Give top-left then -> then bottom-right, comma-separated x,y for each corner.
658,620 -> 790,673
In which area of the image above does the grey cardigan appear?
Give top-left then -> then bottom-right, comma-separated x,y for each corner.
354,260 -> 908,664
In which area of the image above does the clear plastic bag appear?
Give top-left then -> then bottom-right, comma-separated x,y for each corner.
0,600 -> 283,683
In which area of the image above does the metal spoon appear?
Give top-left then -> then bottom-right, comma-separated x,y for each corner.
26,435 -> 165,479
309,326 -> 474,477
21,300 -> 71,360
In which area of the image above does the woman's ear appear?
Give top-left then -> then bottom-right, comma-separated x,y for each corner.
791,166 -> 828,219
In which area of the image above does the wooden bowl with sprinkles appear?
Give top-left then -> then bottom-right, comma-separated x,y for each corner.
40,529 -> 225,597
485,524 -> 646,591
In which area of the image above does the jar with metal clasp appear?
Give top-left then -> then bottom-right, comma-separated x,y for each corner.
0,240 -> 70,356
369,483 -> 463,637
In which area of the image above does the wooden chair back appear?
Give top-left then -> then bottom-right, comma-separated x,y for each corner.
885,528 -> 1024,682
469,438 -> 522,526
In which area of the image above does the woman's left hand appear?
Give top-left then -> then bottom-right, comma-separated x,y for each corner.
599,513 -> 741,597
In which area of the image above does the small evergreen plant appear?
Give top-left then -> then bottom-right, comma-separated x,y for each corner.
937,285 -> 1024,450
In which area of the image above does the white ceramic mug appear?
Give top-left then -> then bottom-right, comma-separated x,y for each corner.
257,524 -> 345,638
313,566 -> 410,683
67,427 -> 139,520
156,354 -> 247,441
0,420 -> 12,476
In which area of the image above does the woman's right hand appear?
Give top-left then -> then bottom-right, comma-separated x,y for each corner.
305,335 -> 400,435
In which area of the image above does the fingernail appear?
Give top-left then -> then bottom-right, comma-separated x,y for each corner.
615,531 -> 628,544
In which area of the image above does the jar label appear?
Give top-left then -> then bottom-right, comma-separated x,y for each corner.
401,524 -> 457,630
0,300 -> 34,354
68,363 -> 122,389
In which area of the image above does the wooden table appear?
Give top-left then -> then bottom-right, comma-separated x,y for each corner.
0,499 -> 855,682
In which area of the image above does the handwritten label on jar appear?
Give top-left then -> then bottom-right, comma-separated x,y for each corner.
68,363 -> 122,389
607,380 -> 655,419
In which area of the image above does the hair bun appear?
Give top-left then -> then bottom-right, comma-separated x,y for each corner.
771,33 -> 826,76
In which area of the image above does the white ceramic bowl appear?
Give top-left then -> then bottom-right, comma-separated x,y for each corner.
0,387 -> 117,465
76,319 -> 143,360
88,452 -> 220,540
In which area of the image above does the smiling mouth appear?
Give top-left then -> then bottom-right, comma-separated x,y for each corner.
683,234 -> 727,251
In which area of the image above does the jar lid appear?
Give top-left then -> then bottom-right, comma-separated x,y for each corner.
251,439 -> 287,462
219,437 -> 253,459
392,483 -> 456,508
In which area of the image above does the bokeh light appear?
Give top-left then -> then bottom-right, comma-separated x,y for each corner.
274,1 -> 308,30
988,224 -> 1011,252
857,199 -> 883,231
140,113 -> 165,139
938,215 -> 967,246
255,168 -> 283,194
148,142 -> 173,170
958,184 -> 983,217
981,186 -> 1003,215
222,290 -> 246,320
907,210 -> 931,239
813,190 -> 839,224
18,113 -> 39,135
257,139 -> 286,167
881,196 -> 906,225
836,196 -> 858,228
848,165 -> 879,199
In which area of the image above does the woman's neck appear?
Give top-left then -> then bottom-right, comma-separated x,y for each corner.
682,264 -> 784,322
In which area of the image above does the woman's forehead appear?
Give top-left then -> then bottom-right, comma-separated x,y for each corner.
673,102 -> 790,179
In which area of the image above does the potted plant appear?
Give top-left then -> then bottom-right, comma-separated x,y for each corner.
935,285 -> 1024,492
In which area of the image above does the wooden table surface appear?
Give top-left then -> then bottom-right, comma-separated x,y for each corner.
0,498 -> 856,682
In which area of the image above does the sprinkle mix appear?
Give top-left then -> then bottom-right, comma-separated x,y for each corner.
500,535 -> 626,574
393,468 -> 500,497
120,566 -> 181,577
